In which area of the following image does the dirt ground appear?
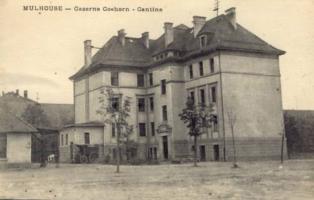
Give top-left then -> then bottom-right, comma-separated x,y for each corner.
0,159 -> 313,200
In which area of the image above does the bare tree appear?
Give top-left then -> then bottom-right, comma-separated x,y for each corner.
226,108 -> 238,168
97,88 -> 132,173
179,97 -> 214,167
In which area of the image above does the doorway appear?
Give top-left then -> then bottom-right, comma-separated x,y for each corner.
199,145 -> 206,161
213,144 -> 219,161
162,136 -> 168,160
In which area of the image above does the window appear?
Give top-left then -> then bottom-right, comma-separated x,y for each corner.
162,105 -> 168,121
137,74 -> 145,87
149,147 -> 158,160
111,97 -> 119,111
149,73 -> 153,86
161,79 -> 166,94
112,123 -> 116,138
211,86 -> 217,103
190,91 -> 195,104
191,145 -> 195,152
200,35 -> 207,48
112,148 -> 117,160
200,89 -> 205,105
138,98 -> 145,112
0,134 -> 7,158
210,58 -> 215,73
151,122 -> 155,136
153,147 -> 157,160
199,61 -> 204,76
65,134 -> 68,145
139,123 -> 146,137
111,72 -> 119,86
84,132 -> 90,144
61,134 -> 64,146
213,115 -> 218,132
149,97 -> 154,111
189,65 -> 193,79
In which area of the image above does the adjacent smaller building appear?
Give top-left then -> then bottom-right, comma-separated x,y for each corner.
0,106 -> 38,167
284,110 -> 314,159
0,90 -> 74,163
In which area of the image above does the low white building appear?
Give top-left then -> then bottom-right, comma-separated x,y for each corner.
0,106 -> 37,167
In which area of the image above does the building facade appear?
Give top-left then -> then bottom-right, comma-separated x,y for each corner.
60,8 -> 286,163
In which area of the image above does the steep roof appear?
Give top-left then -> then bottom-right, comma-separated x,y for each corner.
71,13 -> 285,80
0,94 -> 74,130
197,15 -> 284,55
0,106 -> 38,134
41,103 -> 74,129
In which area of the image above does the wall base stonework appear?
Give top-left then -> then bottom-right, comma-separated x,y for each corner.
59,146 -> 71,163
58,137 -> 286,163
173,140 -> 189,159
224,137 -> 287,161
172,137 -> 287,162
103,143 -> 148,163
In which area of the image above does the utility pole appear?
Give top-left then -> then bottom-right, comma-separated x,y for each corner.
213,0 -> 220,16
36,92 -> 40,102
116,115 -> 121,173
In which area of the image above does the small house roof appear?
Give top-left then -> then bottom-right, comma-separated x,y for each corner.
0,106 -> 38,134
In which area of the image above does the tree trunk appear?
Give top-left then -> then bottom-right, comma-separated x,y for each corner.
231,125 -> 237,167
193,135 -> 198,167
40,139 -> 46,168
116,124 -> 120,173
281,132 -> 285,164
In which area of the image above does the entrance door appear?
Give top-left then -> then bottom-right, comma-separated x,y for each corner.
162,136 -> 168,160
199,145 -> 206,161
213,144 -> 219,161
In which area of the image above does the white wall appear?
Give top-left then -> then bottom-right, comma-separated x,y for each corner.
7,133 -> 31,163
220,52 -> 284,138
60,127 -> 104,146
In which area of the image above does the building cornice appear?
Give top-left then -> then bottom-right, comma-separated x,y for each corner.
71,46 -> 284,81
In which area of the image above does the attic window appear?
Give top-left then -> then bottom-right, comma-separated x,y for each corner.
200,35 -> 207,48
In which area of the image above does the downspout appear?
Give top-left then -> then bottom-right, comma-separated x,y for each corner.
218,51 -> 226,161
146,96 -> 151,161
277,56 -> 286,162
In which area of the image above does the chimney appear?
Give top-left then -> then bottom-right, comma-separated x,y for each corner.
24,90 -> 28,98
84,40 -> 92,67
118,29 -> 126,46
193,16 -> 206,37
141,32 -> 149,49
164,22 -> 174,47
225,7 -> 237,30
16,89 -> 19,96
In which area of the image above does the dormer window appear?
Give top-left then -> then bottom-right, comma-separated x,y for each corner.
200,35 -> 207,48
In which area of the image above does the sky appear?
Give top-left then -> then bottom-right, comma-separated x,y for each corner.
0,0 -> 313,109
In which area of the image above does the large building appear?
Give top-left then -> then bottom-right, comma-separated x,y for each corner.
60,8 -> 286,163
